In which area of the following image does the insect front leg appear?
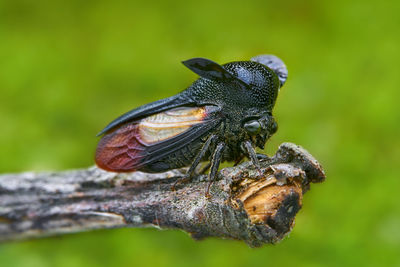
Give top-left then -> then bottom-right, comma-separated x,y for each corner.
172,134 -> 217,190
243,140 -> 262,175
205,142 -> 226,198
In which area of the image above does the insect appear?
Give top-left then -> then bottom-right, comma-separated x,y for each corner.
95,55 -> 288,196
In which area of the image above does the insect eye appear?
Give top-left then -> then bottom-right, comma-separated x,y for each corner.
244,120 -> 261,135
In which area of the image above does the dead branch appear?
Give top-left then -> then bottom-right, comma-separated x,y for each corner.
0,143 -> 325,247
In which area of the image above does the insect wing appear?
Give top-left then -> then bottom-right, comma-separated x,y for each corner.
95,105 -> 221,172
97,94 -> 194,136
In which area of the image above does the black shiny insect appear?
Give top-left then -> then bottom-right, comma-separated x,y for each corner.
95,55 -> 288,194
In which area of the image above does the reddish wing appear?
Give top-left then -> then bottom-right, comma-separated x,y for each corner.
95,105 -> 221,172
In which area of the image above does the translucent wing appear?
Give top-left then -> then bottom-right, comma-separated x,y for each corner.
95,105 -> 221,172
97,94 -> 193,136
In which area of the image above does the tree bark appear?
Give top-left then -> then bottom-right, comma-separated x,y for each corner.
0,143 -> 325,247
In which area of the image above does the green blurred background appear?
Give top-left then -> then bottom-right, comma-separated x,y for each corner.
0,0 -> 399,266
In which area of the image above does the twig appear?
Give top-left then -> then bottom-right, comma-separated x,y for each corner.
0,143 -> 325,247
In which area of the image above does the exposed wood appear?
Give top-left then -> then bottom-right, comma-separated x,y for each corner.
0,143 -> 325,247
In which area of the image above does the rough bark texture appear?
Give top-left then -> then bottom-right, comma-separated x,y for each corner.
0,143 -> 325,247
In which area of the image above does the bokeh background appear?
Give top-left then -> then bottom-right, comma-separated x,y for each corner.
1,0 -> 399,266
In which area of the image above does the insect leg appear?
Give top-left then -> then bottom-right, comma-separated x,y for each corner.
243,140 -> 262,173
197,162 -> 211,174
172,134 -> 217,190
187,134 -> 217,176
205,142 -> 225,198
256,153 -> 269,160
